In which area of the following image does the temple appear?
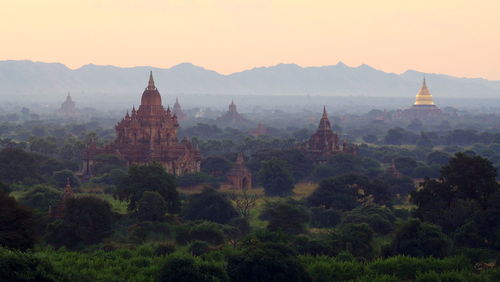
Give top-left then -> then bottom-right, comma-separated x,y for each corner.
83,72 -> 201,176
58,92 -> 78,116
250,122 -> 268,137
51,178 -> 74,218
217,100 -> 245,122
173,97 -> 186,120
225,153 -> 252,190
300,107 -> 357,163
403,78 -> 441,117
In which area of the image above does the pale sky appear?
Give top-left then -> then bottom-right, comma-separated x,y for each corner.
1,0 -> 499,80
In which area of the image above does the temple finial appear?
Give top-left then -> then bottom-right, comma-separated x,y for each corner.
322,105 -> 327,117
147,71 -> 156,90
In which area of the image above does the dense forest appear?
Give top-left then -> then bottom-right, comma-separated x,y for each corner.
2,109 -> 500,282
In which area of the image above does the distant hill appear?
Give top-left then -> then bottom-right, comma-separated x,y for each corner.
0,60 -> 498,102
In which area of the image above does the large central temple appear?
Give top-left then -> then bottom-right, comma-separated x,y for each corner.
83,72 -> 201,176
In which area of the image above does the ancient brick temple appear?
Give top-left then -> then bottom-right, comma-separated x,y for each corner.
83,72 -> 201,176
226,153 -> 252,189
51,178 -> 74,218
173,97 -> 186,120
300,107 -> 357,163
217,100 -> 245,122
58,92 -> 78,116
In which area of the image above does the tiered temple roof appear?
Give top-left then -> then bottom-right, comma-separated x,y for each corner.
83,72 -> 200,176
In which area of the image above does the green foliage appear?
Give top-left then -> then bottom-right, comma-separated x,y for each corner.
259,157 -> 295,196
19,184 -> 61,213
116,162 -> 180,213
309,207 -> 341,228
0,247 -> 67,282
201,156 -> 232,177
157,254 -> 228,282
47,196 -> 114,247
300,255 -> 365,282
0,190 -> 37,251
136,191 -> 168,221
329,223 -> 375,259
390,219 -> 452,258
260,199 -> 310,234
183,188 -> 238,224
308,174 -> 367,211
367,255 -> 471,280
227,242 -> 311,282
250,149 -> 312,183
52,169 -> 80,188
0,148 -> 39,184
177,172 -> 218,187
342,205 -> 396,234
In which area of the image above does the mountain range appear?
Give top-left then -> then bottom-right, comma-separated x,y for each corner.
0,60 -> 499,102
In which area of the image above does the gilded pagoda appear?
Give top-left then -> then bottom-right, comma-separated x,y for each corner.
403,78 -> 441,117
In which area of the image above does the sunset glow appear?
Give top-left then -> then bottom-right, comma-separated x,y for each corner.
1,0 -> 499,79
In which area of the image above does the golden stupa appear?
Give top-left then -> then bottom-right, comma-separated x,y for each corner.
414,78 -> 435,106
403,77 -> 441,117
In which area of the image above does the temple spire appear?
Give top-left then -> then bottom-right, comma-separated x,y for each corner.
414,77 -> 435,106
147,71 -> 156,90
318,106 -> 332,131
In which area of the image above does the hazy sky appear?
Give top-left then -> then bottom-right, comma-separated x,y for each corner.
1,0 -> 499,80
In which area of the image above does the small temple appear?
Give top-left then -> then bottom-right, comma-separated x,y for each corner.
300,107 -> 357,164
173,97 -> 186,120
83,72 -> 201,176
51,178 -> 74,218
217,100 -> 246,122
250,122 -> 268,137
225,153 -> 252,190
403,78 -> 441,117
58,92 -> 78,116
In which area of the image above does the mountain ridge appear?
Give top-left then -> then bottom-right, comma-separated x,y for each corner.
0,60 -> 498,101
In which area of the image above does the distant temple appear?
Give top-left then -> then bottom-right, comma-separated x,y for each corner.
58,92 -> 78,116
83,72 -> 201,176
51,178 -> 74,218
217,100 -> 245,122
403,78 -> 441,117
299,107 -> 357,164
225,153 -> 252,190
173,97 -> 186,120
250,122 -> 268,137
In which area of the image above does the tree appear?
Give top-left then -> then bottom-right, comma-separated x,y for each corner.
0,247 -> 67,281
227,242 -> 311,282
259,158 -> 294,196
440,152 -> 498,204
394,157 -> 418,176
330,223 -> 375,259
52,169 -> 80,188
0,190 -> 37,250
19,184 -> 61,213
0,148 -> 38,184
49,196 -> 113,246
325,153 -> 364,177
136,191 -> 168,221
308,174 -> 368,211
384,128 -> 405,145
201,156 -> 232,176
426,151 -> 451,166
230,189 -> 257,221
416,132 -> 433,149
390,219 -> 451,258
116,162 -> 180,213
183,188 -> 238,224
260,200 -> 310,234
157,255 -> 228,282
